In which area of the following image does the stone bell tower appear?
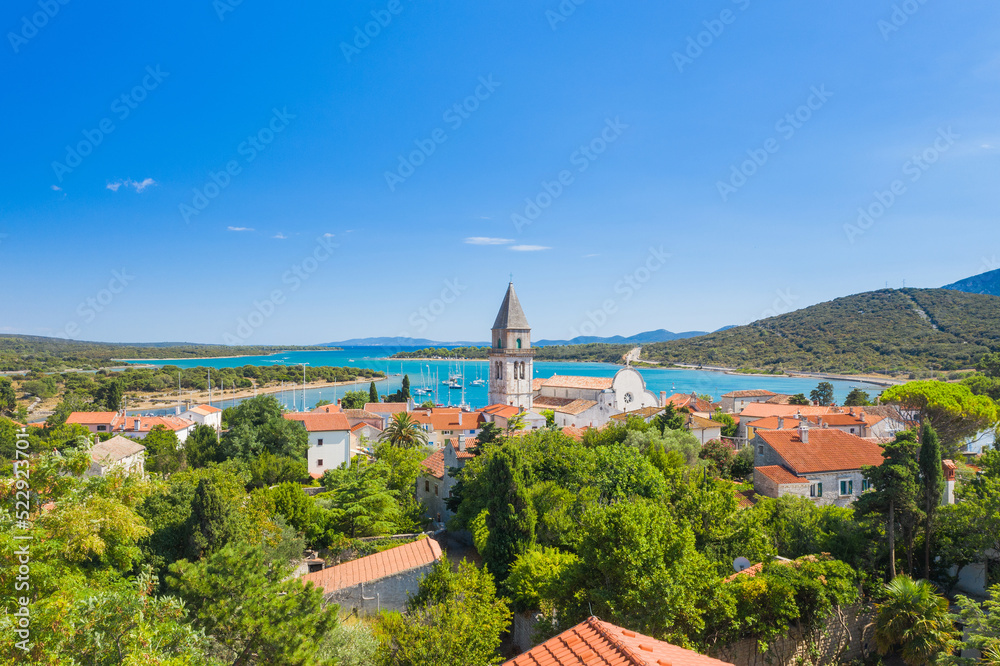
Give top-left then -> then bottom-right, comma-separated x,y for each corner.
487,282 -> 533,409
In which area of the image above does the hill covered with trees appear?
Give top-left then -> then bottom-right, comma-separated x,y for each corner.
642,289 -> 1000,375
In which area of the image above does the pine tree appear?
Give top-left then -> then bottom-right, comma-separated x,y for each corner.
919,423 -> 944,579
401,374 -> 411,401
369,381 -> 379,404
482,444 -> 536,582
187,478 -> 235,559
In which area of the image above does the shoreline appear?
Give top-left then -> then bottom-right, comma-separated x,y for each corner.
112,348 -> 340,363
126,376 -> 377,411
670,363 -> 904,387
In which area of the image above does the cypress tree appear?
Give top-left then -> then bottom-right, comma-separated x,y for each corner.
401,374 -> 411,401
919,423 -> 944,579
188,478 -> 235,559
369,381 -> 379,403
482,444 -> 536,583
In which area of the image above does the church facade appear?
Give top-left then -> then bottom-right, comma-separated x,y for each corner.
485,283 -> 661,428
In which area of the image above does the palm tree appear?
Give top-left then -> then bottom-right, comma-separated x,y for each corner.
379,412 -> 429,449
874,575 -> 956,665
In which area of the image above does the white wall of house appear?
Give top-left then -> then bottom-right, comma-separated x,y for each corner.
181,410 -> 222,431
307,429 -> 351,477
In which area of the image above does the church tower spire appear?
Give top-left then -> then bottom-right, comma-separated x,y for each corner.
488,282 -> 534,409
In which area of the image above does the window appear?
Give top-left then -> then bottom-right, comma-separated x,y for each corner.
317,438 -> 323,446
757,445 -> 764,454
317,459 -> 323,466
424,480 -> 430,492
434,484 -> 439,496
849,428 -> 855,434
810,482 -> 823,497
839,479 -> 854,496
97,425 -> 107,431
861,479 -> 871,492
497,338 -> 503,349
516,338 -> 522,349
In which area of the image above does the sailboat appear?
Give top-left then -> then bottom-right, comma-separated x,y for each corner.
471,362 -> 485,386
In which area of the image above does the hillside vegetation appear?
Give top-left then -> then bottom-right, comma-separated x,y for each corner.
642,289 -> 1000,375
0,335 -> 328,372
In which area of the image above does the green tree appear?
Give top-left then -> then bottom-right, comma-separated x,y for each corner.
187,477 -> 236,559
144,425 -> 183,475
856,430 -> 922,579
340,390 -> 368,410
0,377 -> 16,415
882,381 -> 999,457
710,410 -> 738,438
540,409 -> 556,428
185,423 -> 222,468
95,378 -> 124,411
246,452 -> 308,489
845,388 -> 872,406
788,393 -> 810,405
419,399 -> 435,409
482,444 -> 536,582
271,481 -> 318,535
224,394 -> 283,429
377,559 -> 511,666
874,575 -> 955,666
475,421 -> 503,450
257,416 -> 309,459
369,381 -> 379,403
321,458 -> 400,538
977,352 -> 1000,378
919,424 -> 944,580
810,381 -> 834,406
653,403 -> 684,432
379,412 -> 429,449
401,374 -> 411,401
168,540 -> 338,666
946,583 -> 1000,665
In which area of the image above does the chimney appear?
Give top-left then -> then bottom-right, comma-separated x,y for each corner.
659,391 -> 667,407
93,434 -> 99,446
134,417 -> 141,432
777,416 -> 785,430
849,407 -> 854,415
798,421 -> 809,443
458,434 -> 466,452
337,398 -> 342,406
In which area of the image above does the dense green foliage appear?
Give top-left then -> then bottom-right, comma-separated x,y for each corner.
0,334 -> 331,372
642,289 -> 1000,374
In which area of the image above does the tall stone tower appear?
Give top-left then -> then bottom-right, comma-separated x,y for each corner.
488,282 -> 534,410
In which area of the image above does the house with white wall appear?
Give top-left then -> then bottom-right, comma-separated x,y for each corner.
86,435 -> 145,478
180,404 -> 222,431
283,412 -> 352,478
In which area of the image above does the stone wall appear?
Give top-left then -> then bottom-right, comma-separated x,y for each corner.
324,561 -> 437,615
710,604 -> 875,666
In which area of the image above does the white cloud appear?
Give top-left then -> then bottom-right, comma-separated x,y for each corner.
51,185 -> 62,191
582,253 -> 600,258
227,226 -> 254,232
510,244 -> 551,252
107,178 -> 156,193
273,233 -> 288,239
465,237 -> 514,245
323,232 -> 335,238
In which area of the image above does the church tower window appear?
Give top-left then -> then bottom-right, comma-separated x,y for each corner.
516,338 -> 522,349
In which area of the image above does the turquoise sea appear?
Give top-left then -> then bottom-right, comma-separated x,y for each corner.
130,347 -> 884,413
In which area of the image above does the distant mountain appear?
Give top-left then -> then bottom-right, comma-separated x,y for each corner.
323,337 -> 487,347
534,329 -> 710,346
943,268 -> 1000,298
641,288 -> 1000,375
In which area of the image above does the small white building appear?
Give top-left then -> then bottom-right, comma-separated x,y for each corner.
86,435 -> 145,478
720,389 -> 780,414
180,404 -> 223,431
283,412 -> 352,478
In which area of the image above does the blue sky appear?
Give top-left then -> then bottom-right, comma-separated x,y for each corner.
1,0 -> 998,345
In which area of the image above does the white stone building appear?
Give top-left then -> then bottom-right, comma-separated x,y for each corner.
283,412 -> 352,478
180,404 -> 223,431
86,435 -> 145,478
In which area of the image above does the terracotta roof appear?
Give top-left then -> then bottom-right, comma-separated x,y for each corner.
411,409 -> 483,431
556,399 -> 598,416
504,617 -> 733,666
188,404 -> 222,415
755,465 -> 809,485
665,393 -> 716,412
722,389 -> 777,398
942,459 -> 957,471
66,411 -> 119,426
124,415 -> 195,433
91,435 -> 145,465
808,414 -> 868,427
341,409 -> 379,419
723,562 -> 765,583
532,377 -> 546,392
541,375 -> 614,390
764,394 -> 793,404
419,445 -> 475,478
283,412 -> 350,432
313,404 -> 342,413
745,416 -> 805,430
483,404 -> 522,418
757,429 -> 885,474
685,414 -> 720,430
561,426 -> 591,442
736,489 -> 756,509
738,404 -> 834,419
533,395 -> 576,409
609,406 -> 665,422
300,537 -> 442,594
350,422 -> 380,433
364,402 -> 409,415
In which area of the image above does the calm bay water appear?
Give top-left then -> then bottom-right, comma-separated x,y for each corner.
131,347 -> 883,413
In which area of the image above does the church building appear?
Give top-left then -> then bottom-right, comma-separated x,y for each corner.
484,282 -> 660,429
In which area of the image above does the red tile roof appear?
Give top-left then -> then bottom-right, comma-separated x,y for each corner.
755,465 -> 809,485
532,377 -> 546,392
350,422 -> 380,433
419,446 -> 475,478
91,435 -> 145,464
283,412 -> 350,432
188,404 -> 222,415
665,393 -> 716,413
558,399 -> 598,416
561,426 -> 591,442
483,404 -> 522,418
364,402 -> 409,415
739,404 -> 834,419
504,617 -> 733,666
66,411 -> 119,426
313,404 -> 342,413
746,416 -> 805,430
609,406 -> 666,422
685,414 -> 720,430
722,389 -> 777,398
410,409 -> 483,431
723,562 -> 765,583
757,429 -> 885,474
541,375 -> 614,390
300,537 -> 442,594
341,409 -> 379,419
125,415 -> 195,433
533,395 -> 576,409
